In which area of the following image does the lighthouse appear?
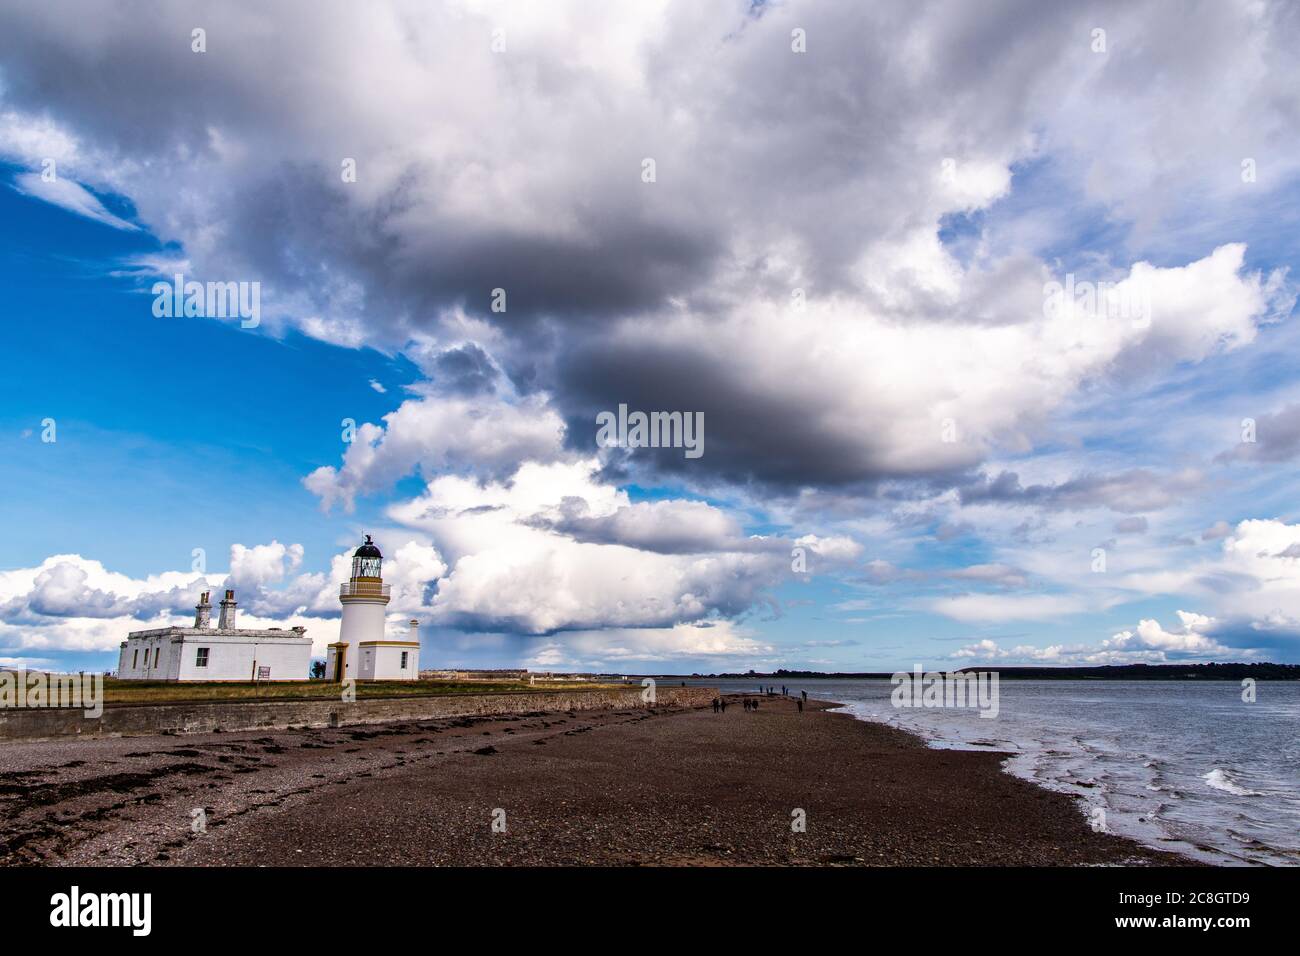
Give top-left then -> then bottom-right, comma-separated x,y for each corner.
325,535 -> 420,681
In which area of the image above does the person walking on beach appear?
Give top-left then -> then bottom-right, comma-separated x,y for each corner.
753,698 -> 759,711
712,697 -> 720,714
720,698 -> 727,713
797,698 -> 804,713
801,689 -> 808,703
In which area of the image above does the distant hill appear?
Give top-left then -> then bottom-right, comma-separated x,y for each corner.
951,662 -> 1300,680
673,663 -> 1300,681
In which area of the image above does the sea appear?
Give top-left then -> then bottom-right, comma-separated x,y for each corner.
681,677 -> 1300,866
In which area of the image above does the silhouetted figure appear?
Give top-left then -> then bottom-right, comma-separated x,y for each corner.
797,698 -> 804,713
712,698 -> 720,714
801,689 -> 808,703
753,698 -> 759,711
720,699 -> 727,713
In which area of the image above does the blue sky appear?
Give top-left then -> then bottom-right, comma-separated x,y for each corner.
0,176 -> 400,574
3,1 -> 1300,675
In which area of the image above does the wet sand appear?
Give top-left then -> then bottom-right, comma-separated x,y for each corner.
0,695 -> 1189,866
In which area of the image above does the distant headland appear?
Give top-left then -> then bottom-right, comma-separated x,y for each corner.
664,663 -> 1300,681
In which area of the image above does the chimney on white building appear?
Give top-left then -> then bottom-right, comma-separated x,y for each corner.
408,619 -> 419,641
218,589 -> 237,630
194,590 -> 213,628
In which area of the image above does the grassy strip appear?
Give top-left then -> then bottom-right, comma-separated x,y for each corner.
95,677 -> 625,706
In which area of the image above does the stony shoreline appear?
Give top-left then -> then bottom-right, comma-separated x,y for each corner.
0,694 -> 1191,866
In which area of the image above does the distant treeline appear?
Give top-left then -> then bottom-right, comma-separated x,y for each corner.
680,663 -> 1300,681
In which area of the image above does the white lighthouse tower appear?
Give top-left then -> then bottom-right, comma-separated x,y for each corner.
326,535 -> 419,681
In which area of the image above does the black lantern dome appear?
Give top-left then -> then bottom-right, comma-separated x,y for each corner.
351,535 -> 383,579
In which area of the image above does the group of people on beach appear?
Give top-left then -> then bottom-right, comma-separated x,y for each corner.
710,688 -> 809,714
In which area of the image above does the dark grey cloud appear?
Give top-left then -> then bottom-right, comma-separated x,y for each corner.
960,469 -> 1202,514
556,338 -> 936,490
1202,520 -> 1234,541
1201,616 -> 1300,652
529,497 -> 754,555
426,343 -> 502,397
1191,572 -> 1261,596
1217,403 -> 1300,465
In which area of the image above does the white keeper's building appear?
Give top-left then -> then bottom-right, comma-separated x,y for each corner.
117,536 -> 420,682
117,589 -> 312,681
325,536 -> 421,681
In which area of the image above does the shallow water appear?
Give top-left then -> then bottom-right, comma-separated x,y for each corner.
684,677 -> 1300,866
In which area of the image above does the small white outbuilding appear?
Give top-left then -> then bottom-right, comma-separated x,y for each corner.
354,619 -> 422,680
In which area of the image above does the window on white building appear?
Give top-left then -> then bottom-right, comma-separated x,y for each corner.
401,651 -> 409,669
154,647 -> 161,668
132,648 -> 138,669
196,647 -> 210,667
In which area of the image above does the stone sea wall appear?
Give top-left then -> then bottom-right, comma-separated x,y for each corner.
0,685 -> 717,742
